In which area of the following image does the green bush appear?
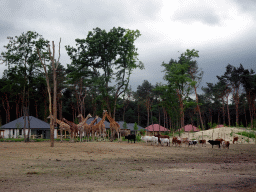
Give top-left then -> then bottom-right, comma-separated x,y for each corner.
237,131 -> 255,139
163,131 -> 170,135
0,138 -> 25,142
33,138 -> 49,142
136,135 -> 141,142
140,129 -> 146,136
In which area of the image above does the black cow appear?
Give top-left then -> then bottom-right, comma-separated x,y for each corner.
125,134 -> 136,143
208,140 -> 221,148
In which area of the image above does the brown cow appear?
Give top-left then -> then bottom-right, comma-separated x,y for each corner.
155,134 -> 170,145
215,138 -> 224,143
222,141 -> 230,149
180,137 -> 189,145
176,139 -> 181,147
199,139 -> 206,147
233,136 -> 238,144
172,137 -> 178,146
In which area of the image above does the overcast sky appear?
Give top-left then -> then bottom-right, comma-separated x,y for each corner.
1,0 -> 255,95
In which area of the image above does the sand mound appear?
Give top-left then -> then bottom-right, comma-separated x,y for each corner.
179,127 -> 256,144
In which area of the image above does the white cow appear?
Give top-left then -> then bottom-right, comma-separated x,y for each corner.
160,138 -> 170,146
141,136 -> 158,145
152,136 -> 159,145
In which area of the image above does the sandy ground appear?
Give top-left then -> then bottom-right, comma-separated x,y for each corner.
180,126 -> 256,144
1,130 -> 256,192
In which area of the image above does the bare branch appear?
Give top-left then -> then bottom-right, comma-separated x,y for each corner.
52,41 -> 55,64
57,38 -> 61,68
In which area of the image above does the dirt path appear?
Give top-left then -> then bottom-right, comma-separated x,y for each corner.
0,141 -> 256,192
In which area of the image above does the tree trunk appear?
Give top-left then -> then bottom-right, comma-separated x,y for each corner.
194,85 -> 204,130
158,106 -> 160,128
222,98 -> 225,125
217,110 -> 220,125
146,98 -> 150,127
244,106 -> 247,127
137,104 -> 140,125
227,99 -> 231,127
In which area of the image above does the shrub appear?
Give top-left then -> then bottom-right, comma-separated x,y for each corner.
136,135 -> 141,142
140,129 -> 146,136
163,131 -> 170,135
237,131 -> 255,139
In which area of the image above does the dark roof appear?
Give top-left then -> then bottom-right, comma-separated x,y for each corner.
86,117 -> 110,128
1,116 -> 50,129
116,121 -> 145,131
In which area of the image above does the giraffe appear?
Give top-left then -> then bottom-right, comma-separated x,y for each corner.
86,115 -> 99,141
77,113 -> 92,142
47,115 -> 71,142
91,110 -> 108,141
62,118 -> 79,142
105,111 -> 120,141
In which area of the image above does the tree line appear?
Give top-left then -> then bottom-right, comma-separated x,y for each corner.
0,30 -> 255,134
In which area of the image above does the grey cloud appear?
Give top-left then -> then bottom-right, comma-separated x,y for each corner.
232,0 -> 256,15
172,7 -> 221,25
0,0 -> 162,35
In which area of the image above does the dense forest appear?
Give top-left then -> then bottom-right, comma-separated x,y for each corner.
0,30 -> 255,131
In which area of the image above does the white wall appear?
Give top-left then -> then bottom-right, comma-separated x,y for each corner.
1,129 -> 58,139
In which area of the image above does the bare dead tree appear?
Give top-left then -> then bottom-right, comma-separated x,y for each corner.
37,38 -> 61,147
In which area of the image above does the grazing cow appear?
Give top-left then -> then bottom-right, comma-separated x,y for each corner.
141,136 -> 158,145
125,134 -> 136,143
152,136 -> 159,145
221,141 -> 230,149
155,134 -> 170,145
199,139 -> 206,147
208,140 -> 221,148
233,136 -> 238,144
180,137 -> 189,145
176,139 -> 181,147
215,138 -> 224,143
160,138 -> 170,146
188,140 -> 197,147
172,137 -> 178,146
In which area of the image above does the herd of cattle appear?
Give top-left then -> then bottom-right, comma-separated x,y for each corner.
124,134 -> 240,149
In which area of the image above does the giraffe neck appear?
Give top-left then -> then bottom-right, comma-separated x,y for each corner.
90,117 -> 98,125
49,116 -> 62,125
80,116 -> 85,122
55,119 -> 63,125
83,115 -> 91,124
64,119 -> 76,126
100,113 -> 107,123
106,114 -> 115,123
